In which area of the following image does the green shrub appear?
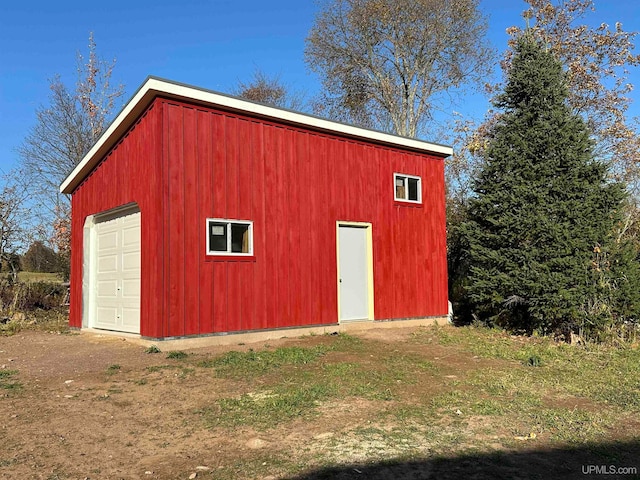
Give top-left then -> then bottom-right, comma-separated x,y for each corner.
166,350 -> 188,359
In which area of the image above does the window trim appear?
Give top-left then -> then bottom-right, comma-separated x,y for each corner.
393,173 -> 422,204
206,218 -> 254,256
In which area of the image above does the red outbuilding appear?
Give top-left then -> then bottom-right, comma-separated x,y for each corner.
60,77 -> 452,340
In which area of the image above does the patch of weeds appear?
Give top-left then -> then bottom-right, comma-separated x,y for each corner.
347,372 -> 396,400
199,345 -> 328,378
389,405 -> 435,422
319,361 -> 396,401
319,351 -> 437,402
450,368 -> 544,416
383,353 -> 439,381
487,342 -> 640,412
414,324 -> 537,361
466,368 -> 529,397
133,378 -> 148,386
1,308 -> 70,336
432,327 -> 456,346
469,398 -> 506,416
525,355 -> 543,367
203,382 -> 337,428
425,362 -> 613,445
144,345 -> 161,354
527,407 -> 611,443
420,325 -> 640,413
0,321 -> 23,336
567,347 -> 640,410
166,350 -> 188,359
415,359 -> 439,373
0,370 -> 21,391
106,364 -> 121,375
327,332 -> 365,351
430,390 -> 472,411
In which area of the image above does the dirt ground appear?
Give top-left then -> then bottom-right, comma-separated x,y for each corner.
1,327 -> 638,480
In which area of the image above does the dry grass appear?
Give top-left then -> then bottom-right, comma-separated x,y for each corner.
16,271 -> 64,283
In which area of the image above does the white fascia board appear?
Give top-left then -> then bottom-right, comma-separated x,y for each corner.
60,77 -> 453,194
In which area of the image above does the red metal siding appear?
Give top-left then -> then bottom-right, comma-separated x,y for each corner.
160,99 -> 447,336
70,96 -> 448,338
69,103 -> 164,337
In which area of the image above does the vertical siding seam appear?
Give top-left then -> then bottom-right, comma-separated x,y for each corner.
249,122 -> 255,330
286,130 -> 291,328
238,121 -> 243,329
162,101 -> 169,338
196,110 -> 201,334
182,107 -> 187,336
223,117 -> 228,332
261,123 -> 267,330
210,112 -> 215,333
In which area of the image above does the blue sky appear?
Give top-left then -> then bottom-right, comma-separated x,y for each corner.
1,0 -> 639,175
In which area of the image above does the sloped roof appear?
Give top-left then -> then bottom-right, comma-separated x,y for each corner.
60,76 -> 453,194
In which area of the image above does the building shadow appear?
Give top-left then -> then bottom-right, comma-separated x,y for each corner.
285,439 -> 640,479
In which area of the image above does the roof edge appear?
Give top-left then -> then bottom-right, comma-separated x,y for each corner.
60,76 -> 453,194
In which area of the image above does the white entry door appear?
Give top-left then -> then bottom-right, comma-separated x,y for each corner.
338,225 -> 371,321
93,209 -> 141,334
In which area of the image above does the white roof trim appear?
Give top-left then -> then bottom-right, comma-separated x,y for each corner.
60,77 -> 453,194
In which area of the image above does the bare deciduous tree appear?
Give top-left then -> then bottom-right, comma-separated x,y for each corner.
0,171 -> 30,282
18,33 -> 124,272
20,33 -> 124,211
305,0 -> 494,138
235,70 -> 306,111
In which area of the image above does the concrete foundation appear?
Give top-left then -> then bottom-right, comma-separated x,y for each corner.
79,316 -> 449,351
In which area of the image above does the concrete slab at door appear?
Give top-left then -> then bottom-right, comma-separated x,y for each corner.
338,225 -> 371,321
93,209 -> 141,334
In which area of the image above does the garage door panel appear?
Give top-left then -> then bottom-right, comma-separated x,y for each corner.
122,225 -> 140,247
97,280 -> 119,297
97,231 -> 118,250
122,252 -> 140,271
96,306 -> 118,326
121,307 -> 140,332
97,255 -> 118,274
121,279 -> 140,298
92,209 -> 141,334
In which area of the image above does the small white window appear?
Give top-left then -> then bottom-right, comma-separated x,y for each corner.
394,173 -> 422,203
206,219 -> 253,255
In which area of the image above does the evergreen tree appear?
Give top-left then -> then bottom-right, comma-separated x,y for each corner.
461,35 -> 640,337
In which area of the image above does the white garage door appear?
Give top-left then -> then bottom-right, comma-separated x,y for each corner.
93,209 -> 141,334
